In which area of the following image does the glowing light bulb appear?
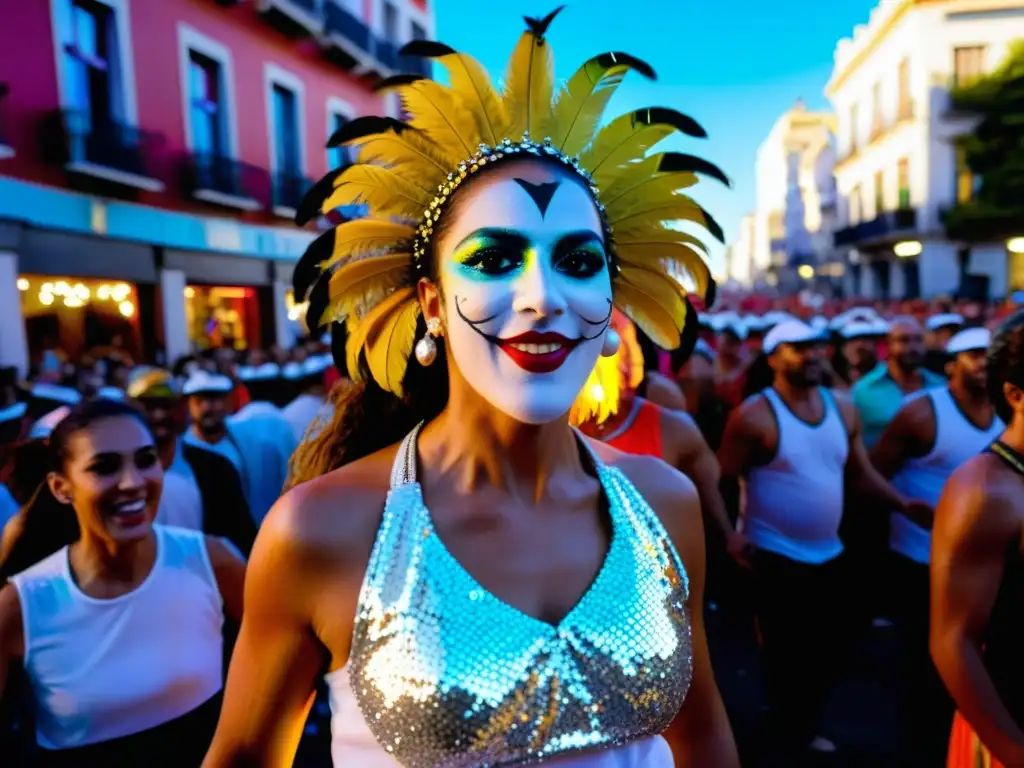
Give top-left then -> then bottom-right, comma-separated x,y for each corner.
97,285 -> 111,300
74,283 -> 90,300
184,286 -> 195,298
798,265 -> 815,279
55,280 -> 70,295
39,292 -> 54,306
41,282 -> 54,294
16,278 -> 28,291
111,283 -> 131,302
118,301 -> 135,318
1008,238 -> 1024,254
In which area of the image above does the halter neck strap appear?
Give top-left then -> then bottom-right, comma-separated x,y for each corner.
389,423 -> 605,490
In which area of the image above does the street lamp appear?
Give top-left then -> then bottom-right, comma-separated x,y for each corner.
1007,237 -> 1024,254
894,240 -> 923,257
798,264 -> 815,280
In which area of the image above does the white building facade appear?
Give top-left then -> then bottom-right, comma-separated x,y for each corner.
751,102 -> 838,292
727,213 -> 757,286
827,0 -> 1024,300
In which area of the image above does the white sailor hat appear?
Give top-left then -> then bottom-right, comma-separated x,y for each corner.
946,327 -> 990,355
764,320 -> 823,354
0,401 -> 27,424
809,315 -> 828,331
281,362 -> 303,381
926,313 -> 965,332
29,405 -> 70,439
182,371 -> 234,397
30,382 -> 81,406
96,386 -> 125,401
841,320 -> 883,340
302,356 -> 330,376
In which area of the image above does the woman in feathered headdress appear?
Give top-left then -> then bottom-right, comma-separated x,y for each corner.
205,7 -> 738,767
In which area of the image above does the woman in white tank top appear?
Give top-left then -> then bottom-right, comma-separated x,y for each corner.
0,398 -> 246,767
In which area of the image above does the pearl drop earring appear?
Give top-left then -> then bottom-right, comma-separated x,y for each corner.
601,328 -> 621,357
415,316 -> 442,367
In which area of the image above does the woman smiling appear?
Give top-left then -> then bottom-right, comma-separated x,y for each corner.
0,399 -> 245,767
205,8 -> 736,767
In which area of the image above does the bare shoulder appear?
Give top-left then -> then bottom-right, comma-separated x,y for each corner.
936,454 -> 1023,544
0,582 -> 24,658
729,391 -> 772,431
593,442 -> 702,549
257,441 -> 403,574
203,535 -> 246,567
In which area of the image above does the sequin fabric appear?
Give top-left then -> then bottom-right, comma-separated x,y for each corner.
348,423 -> 693,767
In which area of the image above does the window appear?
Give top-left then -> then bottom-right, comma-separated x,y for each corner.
897,157 -> 910,209
849,185 -> 862,224
383,1 -> 399,39
956,145 -> 975,203
178,24 -> 238,159
874,170 -> 885,215
848,103 -> 859,154
954,46 -> 986,89
411,21 -> 427,40
272,84 -> 301,177
898,59 -> 912,120
327,110 -> 350,171
871,81 -> 883,137
189,53 -> 225,158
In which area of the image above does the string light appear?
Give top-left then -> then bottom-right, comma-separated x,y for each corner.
16,278 -> 28,291
118,301 -> 135,318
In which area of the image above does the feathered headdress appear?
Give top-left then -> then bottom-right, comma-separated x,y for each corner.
294,6 -> 727,398
569,310 -> 645,427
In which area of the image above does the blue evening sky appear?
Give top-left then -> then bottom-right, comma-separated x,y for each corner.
435,0 -> 878,276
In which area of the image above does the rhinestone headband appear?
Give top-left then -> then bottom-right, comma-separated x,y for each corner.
411,134 -> 615,274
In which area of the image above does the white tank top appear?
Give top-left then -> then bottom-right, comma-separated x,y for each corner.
890,388 -> 1004,564
744,387 -> 849,564
10,525 -> 224,749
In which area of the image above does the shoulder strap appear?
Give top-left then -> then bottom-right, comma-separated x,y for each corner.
572,427 -> 605,471
389,422 -> 424,489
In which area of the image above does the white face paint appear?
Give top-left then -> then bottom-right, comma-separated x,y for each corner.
437,164 -> 613,424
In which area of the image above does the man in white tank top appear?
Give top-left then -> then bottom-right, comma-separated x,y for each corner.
718,320 -> 930,762
869,326 -> 1002,765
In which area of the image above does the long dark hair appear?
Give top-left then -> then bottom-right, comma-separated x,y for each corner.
0,398 -> 151,579
987,309 -> 1024,424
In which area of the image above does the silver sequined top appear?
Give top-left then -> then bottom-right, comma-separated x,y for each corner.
347,424 -> 693,767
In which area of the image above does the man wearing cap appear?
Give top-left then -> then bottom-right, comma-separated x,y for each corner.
832,319 -> 885,387
718,319 -> 931,760
924,313 -> 966,375
183,370 -> 294,524
281,356 -> 332,443
868,327 -> 1002,764
127,369 -> 256,555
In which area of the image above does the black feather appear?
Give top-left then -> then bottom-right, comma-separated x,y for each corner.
374,74 -> 424,92
326,115 -> 412,148
704,275 -> 718,310
293,229 -> 335,300
677,297 -> 699,361
634,107 -> 706,138
595,52 -> 656,81
700,208 -> 725,244
305,274 -> 330,331
295,168 -> 344,226
657,153 -> 731,187
330,321 -> 350,378
398,40 -> 456,58
525,5 -> 564,37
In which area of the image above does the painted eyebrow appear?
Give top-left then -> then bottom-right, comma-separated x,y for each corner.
451,228 -> 531,254
555,231 -> 605,254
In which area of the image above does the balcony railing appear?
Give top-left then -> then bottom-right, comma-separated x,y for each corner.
834,207 -> 917,248
184,153 -> 264,211
272,172 -> 313,217
258,0 -> 323,37
0,83 -> 12,160
321,1 -> 372,70
62,109 -> 164,191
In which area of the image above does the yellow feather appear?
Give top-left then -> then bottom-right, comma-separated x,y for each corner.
344,287 -> 416,386
322,165 -> 432,219
550,58 -> 629,156
364,295 -> 421,396
614,267 -> 688,349
603,174 -> 698,222
601,154 -> 697,200
431,51 -> 505,147
617,242 -> 711,300
615,223 -> 709,254
501,30 -> 555,140
611,204 -> 710,241
352,130 -> 458,172
402,79 -> 481,159
322,220 -> 416,269
329,252 -> 413,319
582,112 -> 679,186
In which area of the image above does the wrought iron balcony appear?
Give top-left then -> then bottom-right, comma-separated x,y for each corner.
272,172 -> 314,218
257,0 -> 323,37
833,207 -> 917,249
0,83 -> 12,160
184,153 -> 265,211
61,109 -> 164,191
321,1 -> 372,70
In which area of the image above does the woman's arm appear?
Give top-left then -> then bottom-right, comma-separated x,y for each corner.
202,492 -> 330,767
616,454 -> 740,767
0,584 -> 24,700
930,459 -> 1024,766
204,536 -> 246,623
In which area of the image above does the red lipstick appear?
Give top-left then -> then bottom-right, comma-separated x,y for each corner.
496,331 -> 579,374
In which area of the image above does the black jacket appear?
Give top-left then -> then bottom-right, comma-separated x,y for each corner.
182,443 -> 257,556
